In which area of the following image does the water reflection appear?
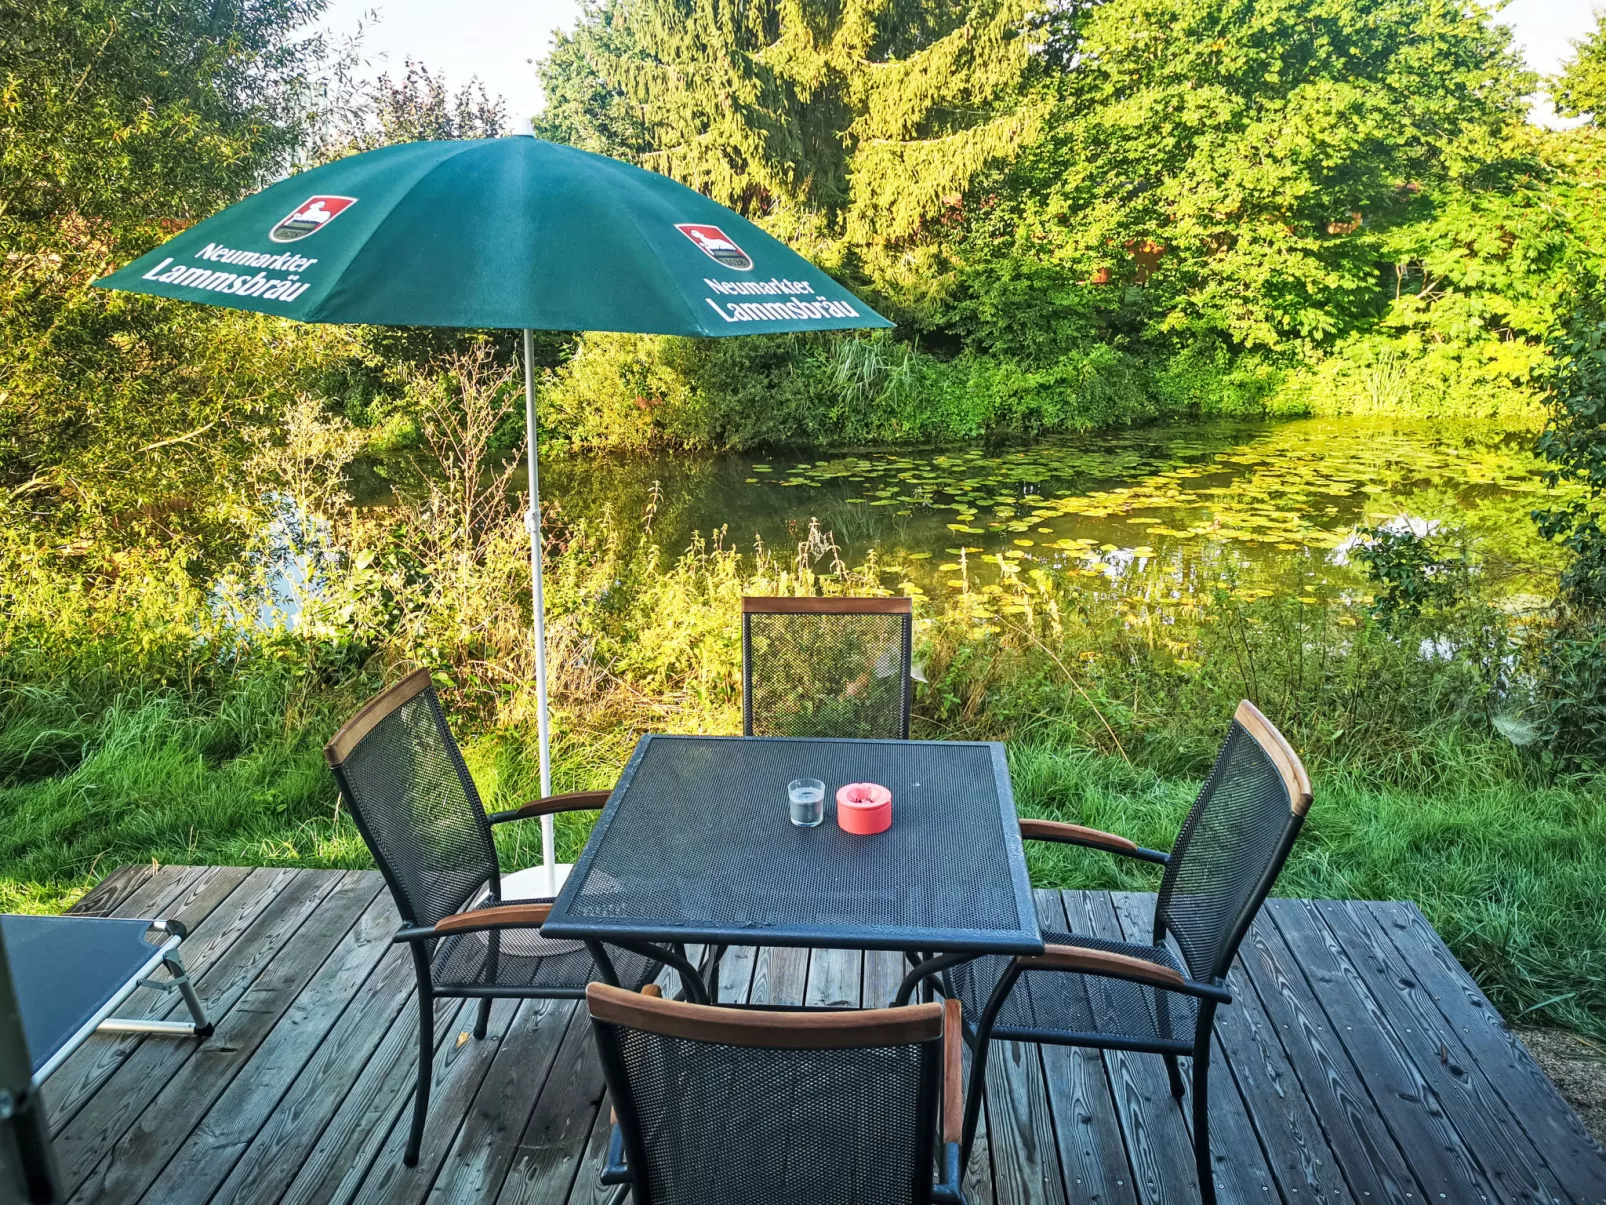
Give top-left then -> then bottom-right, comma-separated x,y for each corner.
357,415 -> 1569,616
536,416 -> 1568,611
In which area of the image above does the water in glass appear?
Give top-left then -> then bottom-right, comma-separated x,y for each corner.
788,778 -> 826,827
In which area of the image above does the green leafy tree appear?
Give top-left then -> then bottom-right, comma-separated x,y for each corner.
1554,9 -> 1606,120
0,0 -> 340,550
951,0 -> 1534,351
1533,299 -> 1606,765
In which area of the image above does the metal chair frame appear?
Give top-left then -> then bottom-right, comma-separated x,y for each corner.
588,983 -> 968,1205
325,669 -> 653,1167
953,700 -> 1312,1205
741,596 -> 913,740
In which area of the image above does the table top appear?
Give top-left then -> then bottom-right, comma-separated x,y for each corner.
541,735 -> 1042,955
3,914 -> 169,1076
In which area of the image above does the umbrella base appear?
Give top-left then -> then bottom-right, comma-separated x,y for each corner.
501,863 -> 573,900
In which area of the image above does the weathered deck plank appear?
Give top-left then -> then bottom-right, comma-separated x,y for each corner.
1364,900 -> 1606,1203
1267,898 -> 1506,1203
274,995 -> 477,1205
49,864 -> 251,1129
52,868 -> 343,1195
1108,891 -> 1352,1205
206,919 -> 418,1205
1236,902 -> 1420,1205
353,995 -> 525,1202
1062,889 -> 1201,1205
37,868 -> 1606,1205
429,999 -> 579,1205
490,1006 -> 607,1205
135,877 -> 397,1205
1309,899 -> 1571,1205
70,871 -> 383,1205
1038,891 -> 1137,1205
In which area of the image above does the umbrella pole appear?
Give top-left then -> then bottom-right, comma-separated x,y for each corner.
523,328 -> 558,894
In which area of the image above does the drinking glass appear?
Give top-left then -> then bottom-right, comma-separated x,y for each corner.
787,778 -> 826,827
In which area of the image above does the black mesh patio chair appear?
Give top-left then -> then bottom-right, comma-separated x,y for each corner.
742,596 -> 913,739
946,700 -> 1312,1205
588,982 -> 967,1205
324,669 -> 661,1168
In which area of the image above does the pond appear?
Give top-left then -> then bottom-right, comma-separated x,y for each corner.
537,415 -> 1569,616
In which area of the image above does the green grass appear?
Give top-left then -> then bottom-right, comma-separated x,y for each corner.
2,676 -> 1601,1039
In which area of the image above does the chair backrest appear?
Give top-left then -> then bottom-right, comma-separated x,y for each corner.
741,597 -> 913,739
324,669 -> 500,928
588,983 -> 943,1205
1154,700 -> 1312,983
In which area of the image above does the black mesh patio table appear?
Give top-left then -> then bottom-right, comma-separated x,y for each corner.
541,735 -> 1043,1004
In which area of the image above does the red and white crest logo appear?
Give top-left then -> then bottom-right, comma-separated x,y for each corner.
675,223 -> 753,271
270,195 -> 357,243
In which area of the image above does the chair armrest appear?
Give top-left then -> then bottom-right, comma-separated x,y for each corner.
1017,944 -> 1231,1004
486,790 -> 611,825
930,997 -> 969,1204
394,903 -> 552,942
1018,819 -> 1170,866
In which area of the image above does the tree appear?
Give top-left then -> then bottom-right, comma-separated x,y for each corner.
0,0 -> 338,537
951,0 -> 1535,351
314,58 -> 505,162
1554,9 -> 1606,121
533,0 -> 1043,250
1533,299 -> 1606,765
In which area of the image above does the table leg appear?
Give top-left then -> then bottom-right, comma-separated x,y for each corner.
700,944 -> 727,1004
893,951 -> 975,1007
612,939 -> 711,1005
585,940 -> 621,988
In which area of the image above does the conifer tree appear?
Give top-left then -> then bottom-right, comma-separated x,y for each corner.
535,0 -> 1042,251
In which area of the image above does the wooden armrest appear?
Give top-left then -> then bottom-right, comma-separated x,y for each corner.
432,902 -> 551,935
486,790 -> 611,824
1019,819 -> 1169,865
1019,819 -> 1138,853
1018,943 -> 1186,991
942,997 -> 963,1145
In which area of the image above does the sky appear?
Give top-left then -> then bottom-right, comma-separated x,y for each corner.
314,0 -> 1601,126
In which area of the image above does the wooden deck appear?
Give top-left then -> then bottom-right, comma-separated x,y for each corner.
41,864 -> 1606,1205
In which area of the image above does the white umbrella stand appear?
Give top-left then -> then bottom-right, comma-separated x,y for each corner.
501,328 -> 569,900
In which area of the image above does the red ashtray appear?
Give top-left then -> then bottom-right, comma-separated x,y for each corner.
836,782 -> 892,835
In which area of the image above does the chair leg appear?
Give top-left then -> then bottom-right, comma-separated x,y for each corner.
959,1032 -> 992,1173
1164,1052 -> 1185,1098
406,986 -> 434,1168
474,997 -> 492,1041
1188,1034 -> 1207,1201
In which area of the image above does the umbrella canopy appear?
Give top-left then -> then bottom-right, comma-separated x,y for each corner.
96,135 -> 892,893
96,136 -> 890,334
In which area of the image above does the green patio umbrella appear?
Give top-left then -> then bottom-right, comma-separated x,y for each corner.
97,134 -> 892,890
